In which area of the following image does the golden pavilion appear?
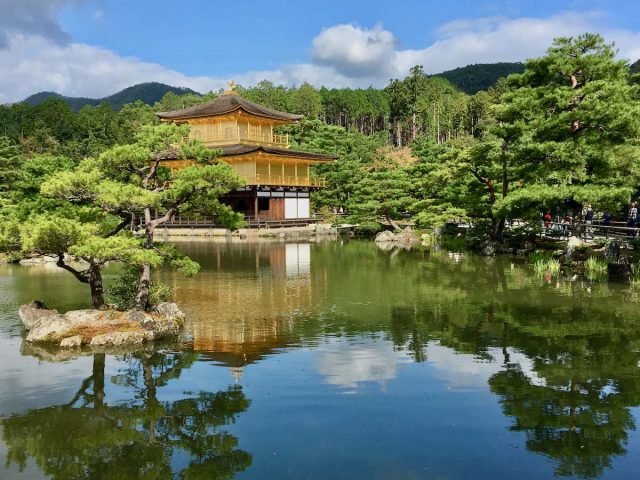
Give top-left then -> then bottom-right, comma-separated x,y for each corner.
155,84 -> 334,224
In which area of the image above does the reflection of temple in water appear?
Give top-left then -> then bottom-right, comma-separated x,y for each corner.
159,242 -> 319,376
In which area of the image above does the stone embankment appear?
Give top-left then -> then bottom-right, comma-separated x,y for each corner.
161,223 -> 338,241
19,301 -> 185,348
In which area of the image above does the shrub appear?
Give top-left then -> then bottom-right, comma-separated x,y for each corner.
106,267 -> 173,310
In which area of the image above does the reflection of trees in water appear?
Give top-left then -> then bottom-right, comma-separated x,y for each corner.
381,253 -> 640,478
2,352 -> 252,479
490,365 -> 633,478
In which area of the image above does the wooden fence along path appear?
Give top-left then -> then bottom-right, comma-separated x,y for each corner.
543,220 -> 640,240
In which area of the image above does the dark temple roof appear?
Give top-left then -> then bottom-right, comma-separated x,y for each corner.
219,144 -> 335,161
156,144 -> 335,162
156,93 -> 303,122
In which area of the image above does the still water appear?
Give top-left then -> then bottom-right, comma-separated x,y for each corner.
2,240 -> 640,479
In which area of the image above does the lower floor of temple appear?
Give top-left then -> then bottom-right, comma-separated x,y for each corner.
145,186 -> 318,228
221,187 -> 312,222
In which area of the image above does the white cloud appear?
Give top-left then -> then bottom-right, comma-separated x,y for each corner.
311,23 -> 398,78
395,11 -> 640,74
2,10 -> 640,103
0,34 -> 225,103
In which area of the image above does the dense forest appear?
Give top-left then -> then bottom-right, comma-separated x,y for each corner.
2,33 -> 640,256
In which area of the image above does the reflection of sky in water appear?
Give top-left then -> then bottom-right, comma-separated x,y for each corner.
0,337 -> 94,416
427,343 -> 546,390
316,336 -> 411,390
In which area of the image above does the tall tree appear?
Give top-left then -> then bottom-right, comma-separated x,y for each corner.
492,33 -> 640,236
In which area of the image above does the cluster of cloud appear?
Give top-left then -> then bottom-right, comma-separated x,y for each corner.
1,2 -> 640,104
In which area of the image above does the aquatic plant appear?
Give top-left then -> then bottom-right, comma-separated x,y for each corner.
585,256 -> 608,281
530,252 -> 560,276
630,263 -> 640,287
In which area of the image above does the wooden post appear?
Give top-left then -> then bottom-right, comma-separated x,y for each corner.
254,193 -> 259,220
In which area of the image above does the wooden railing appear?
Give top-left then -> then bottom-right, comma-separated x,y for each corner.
190,127 -> 289,148
543,220 -> 640,240
242,174 -> 326,187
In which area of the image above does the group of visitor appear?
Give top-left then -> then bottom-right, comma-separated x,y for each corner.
540,203 -> 640,238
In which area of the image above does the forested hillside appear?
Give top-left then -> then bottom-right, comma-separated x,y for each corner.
433,62 -> 525,93
21,82 -> 198,111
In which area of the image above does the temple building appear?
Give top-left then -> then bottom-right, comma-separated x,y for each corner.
155,84 -> 334,225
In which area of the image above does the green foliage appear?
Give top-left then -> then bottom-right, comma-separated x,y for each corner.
349,158 -> 414,228
20,215 -> 95,257
0,136 -> 21,204
106,267 -> 173,309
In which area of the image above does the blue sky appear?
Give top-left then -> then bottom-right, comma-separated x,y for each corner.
1,0 -> 640,102
58,0 -> 640,75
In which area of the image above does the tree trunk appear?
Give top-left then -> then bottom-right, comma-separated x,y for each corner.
89,263 -> 105,309
135,209 -> 155,311
135,264 -> 152,311
386,214 -> 402,232
412,111 -> 417,141
493,217 -> 506,242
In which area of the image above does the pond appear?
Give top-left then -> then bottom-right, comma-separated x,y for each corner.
1,240 -> 640,479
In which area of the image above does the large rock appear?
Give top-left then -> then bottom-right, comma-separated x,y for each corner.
375,230 -> 396,243
153,303 -> 185,323
19,301 -> 185,346
566,236 -> 587,256
18,301 -> 59,330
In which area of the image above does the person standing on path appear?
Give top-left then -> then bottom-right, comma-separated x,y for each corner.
628,202 -> 638,236
584,205 -> 594,239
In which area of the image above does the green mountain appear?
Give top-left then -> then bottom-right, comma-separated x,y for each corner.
22,82 -> 199,111
434,62 -> 525,94
630,59 -> 640,75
